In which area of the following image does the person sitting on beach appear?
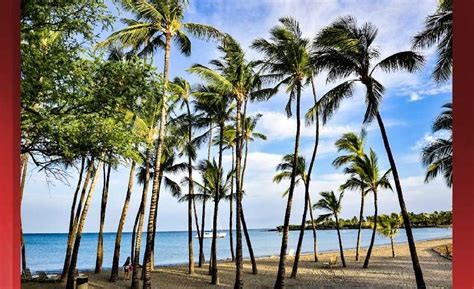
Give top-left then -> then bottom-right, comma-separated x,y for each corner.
122,257 -> 133,280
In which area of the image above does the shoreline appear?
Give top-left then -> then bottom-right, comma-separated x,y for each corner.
30,236 -> 452,274
23,238 -> 452,288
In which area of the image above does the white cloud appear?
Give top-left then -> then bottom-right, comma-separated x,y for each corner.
409,92 -> 423,102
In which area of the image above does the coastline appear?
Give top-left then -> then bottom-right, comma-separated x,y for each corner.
23,238 -> 452,288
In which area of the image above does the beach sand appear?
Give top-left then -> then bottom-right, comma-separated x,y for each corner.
22,238 -> 452,288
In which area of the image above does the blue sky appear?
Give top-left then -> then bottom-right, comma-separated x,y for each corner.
23,0 -> 452,233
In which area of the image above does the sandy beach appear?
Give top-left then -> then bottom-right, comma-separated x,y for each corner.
22,238 -> 452,288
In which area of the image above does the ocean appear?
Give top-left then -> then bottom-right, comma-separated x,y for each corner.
24,227 -> 452,274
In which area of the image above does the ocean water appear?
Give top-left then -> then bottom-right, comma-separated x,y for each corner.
24,227 -> 451,274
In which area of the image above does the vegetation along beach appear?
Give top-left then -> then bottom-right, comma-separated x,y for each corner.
21,0 -> 452,288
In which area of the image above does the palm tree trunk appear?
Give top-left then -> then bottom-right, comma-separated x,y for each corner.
363,191 -> 378,268
335,214 -> 346,267
193,199 -> 202,249
291,78 -> 320,277
61,158 -> 93,280
20,154 -> 29,274
186,102 -> 195,275
199,123 -> 212,267
234,99 -> 243,289
375,112 -> 425,288
66,161 -> 103,289
240,205 -> 257,274
211,121 -> 225,284
240,140 -> 258,275
229,146 -> 235,262
132,149 -> 151,289
391,237 -> 396,258
274,85 -> 302,289
143,32 -> 172,289
110,161 -> 136,282
355,189 -> 365,261
307,196 -> 318,262
95,163 -> 111,273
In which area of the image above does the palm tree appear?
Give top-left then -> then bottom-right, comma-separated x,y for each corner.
188,159 -> 233,285
346,149 -> 393,268
188,35 -> 262,288
313,190 -> 346,268
66,161 -> 103,289
170,77 -> 199,274
98,2 -> 222,286
225,114 -> 266,274
222,126 -> 236,261
413,0 -> 452,82
109,160 -> 136,281
251,17 -> 314,288
293,74 -> 321,275
375,214 -> 403,258
422,103 -> 452,187
95,162 -> 112,273
61,158 -> 94,280
20,153 -> 29,275
314,16 -> 426,288
333,130 -> 367,261
272,153 -> 319,277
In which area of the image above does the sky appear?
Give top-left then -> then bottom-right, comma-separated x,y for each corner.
22,0 -> 452,234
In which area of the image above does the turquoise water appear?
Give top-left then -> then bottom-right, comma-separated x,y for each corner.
24,227 -> 451,274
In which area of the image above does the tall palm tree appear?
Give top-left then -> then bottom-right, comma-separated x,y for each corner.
272,153 -> 319,277
314,16 -> 426,288
292,75 -> 321,276
66,160 -> 103,289
95,162 -> 112,273
222,126 -> 237,261
422,103 -> 452,187
225,114 -> 266,274
187,159 -> 233,285
251,17 -> 314,288
375,214 -> 403,258
346,149 -> 393,268
313,190 -> 346,268
413,0 -> 452,82
192,94 -> 219,267
61,158 -> 94,280
193,84 -> 233,283
98,2 -> 222,286
188,35 -> 262,288
170,77 -> 199,274
333,130 -> 367,261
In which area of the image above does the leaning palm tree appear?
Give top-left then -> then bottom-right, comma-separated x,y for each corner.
273,153 -> 320,277
66,160 -> 104,289
313,191 -> 346,268
193,85 -> 233,283
422,102 -> 452,187
413,0 -> 452,82
347,149 -> 393,268
222,126 -> 237,261
292,72 -> 322,278
97,2 -> 222,286
251,17 -> 314,288
375,214 -> 403,258
333,130 -> 367,261
314,16 -> 426,288
187,159 -> 233,285
170,77 -> 199,274
224,114 -> 266,274
188,35 -> 262,288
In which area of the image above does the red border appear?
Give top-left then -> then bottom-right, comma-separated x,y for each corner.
0,0 -> 20,288
0,1 -> 472,289
453,0 -> 474,288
